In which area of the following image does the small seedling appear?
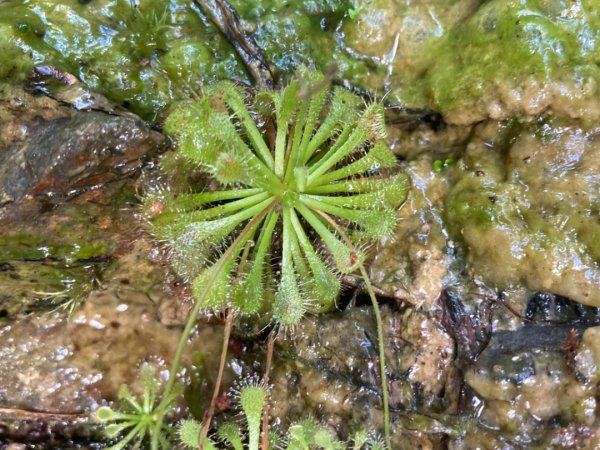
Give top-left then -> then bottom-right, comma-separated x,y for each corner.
95,364 -> 183,450
178,380 -> 382,449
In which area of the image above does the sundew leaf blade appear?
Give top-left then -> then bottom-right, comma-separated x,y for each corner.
289,209 -> 340,312
273,208 -> 307,326
233,211 -> 279,315
312,141 -> 397,185
209,81 -> 275,170
295,203 -> 364,274
305,173 -> 410,196
144,188 -> 262,216
190,213 -> 263,309
303,87 -> 363,163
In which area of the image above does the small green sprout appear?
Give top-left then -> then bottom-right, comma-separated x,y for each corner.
179,419 -> 217,450
178,379 -> 266,450
235,377 -> 266,450
95,364 -> 182,450
433,158 -> 455,173
216,423 -> 244,450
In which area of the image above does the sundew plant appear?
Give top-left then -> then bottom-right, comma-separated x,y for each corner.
102,70 -> 408,449
147,71 -> 408,324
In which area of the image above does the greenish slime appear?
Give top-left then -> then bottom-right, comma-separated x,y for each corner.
0,234 -> 113,321
445,119 -> 600,306
0,0 -> 248,118
412,0 -> 600,117
0,233 -> 108,262
1,0 -> 598,120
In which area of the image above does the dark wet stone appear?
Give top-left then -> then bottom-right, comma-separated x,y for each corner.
0,262 -> 15,272
268,306 -> 459,449
481,323 -> 596,358
0,85 -> 165,206
525,292 -> 599,324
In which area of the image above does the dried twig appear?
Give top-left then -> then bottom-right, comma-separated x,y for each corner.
194,0 -> 274,89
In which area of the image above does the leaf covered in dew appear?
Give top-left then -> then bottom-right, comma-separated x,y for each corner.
306,86 -> 363,158
162,99 -> 203,138
238,383 -> 267,427
178,419 -> 202,449
353,208 -> 398,239
178,420 -> 217,450
317,140 -> 397,183
147,69 -> 409,328
304,250 -> 340,312
273,257 -> 307,326
216,423 -> 244,450
191,259 -> 234,309
357,102 -> 387,141
212,151 -> 248,185
96,406 -> 119,422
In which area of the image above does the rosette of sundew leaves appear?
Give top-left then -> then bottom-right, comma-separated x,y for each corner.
134,70 -> 408,449
147,72 -> 407,324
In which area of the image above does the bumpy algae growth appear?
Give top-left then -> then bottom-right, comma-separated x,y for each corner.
0,0 -> 359,119
412,0 -> 600,123
230,0 -> 374,85
339,0 -> 600,122
2,0 -> 598,123
0,0 -> 248,118
445,119 -> 600,307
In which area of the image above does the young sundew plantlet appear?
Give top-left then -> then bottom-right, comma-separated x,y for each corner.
128,70 -> 408,449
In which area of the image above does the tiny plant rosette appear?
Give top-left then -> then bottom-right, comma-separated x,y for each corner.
145,70 -> 409,326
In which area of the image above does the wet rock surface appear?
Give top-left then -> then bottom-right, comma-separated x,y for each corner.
268,305 -> 459,449
0,83 -> 165,206
2,86 -> 600,448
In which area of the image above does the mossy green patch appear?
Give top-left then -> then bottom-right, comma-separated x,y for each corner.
410,0 -> 600,119
0,0 -> 248,118
2,0 -> 597,122
0,234 -> 113,320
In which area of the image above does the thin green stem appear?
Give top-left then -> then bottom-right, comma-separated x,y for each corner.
296,88 -> 326,164
163,188 -> 262,213
221,197 -> 277,226
253,211 -> 279,261
312,209 -> 391,449
311,142 -> 396,187
281,207 -> 295,277
305,124 -> 352,167
302,87 -> 358,164
153,192 -> 272,230
272,81 -> 298,177
119,422 -> 144,450
300,194 -> 370,223
219,84 -> 275,170
304,177 -> 387,195
274,121 -> 288,177
360,265 -> 391,450
294,202 -> 359,274
283,102 -> 308,183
